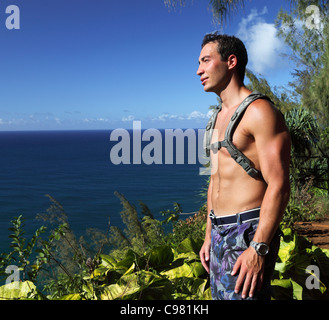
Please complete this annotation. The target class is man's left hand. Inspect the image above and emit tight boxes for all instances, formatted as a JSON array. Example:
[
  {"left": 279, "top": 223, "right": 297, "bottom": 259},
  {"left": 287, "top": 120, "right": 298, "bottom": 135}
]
[{"left": 231, "top": 247, "right": 265, "bottom": 299}]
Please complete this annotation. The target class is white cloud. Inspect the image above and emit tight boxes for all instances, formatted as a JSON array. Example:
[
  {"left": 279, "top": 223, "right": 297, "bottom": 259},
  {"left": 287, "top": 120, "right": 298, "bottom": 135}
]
[
  {"left": 187, "top": 111, "right": 206, "bottom": 120},
  {"left": 82, "top": 117, "right": 113, "bottom": 124},
  {"left": 122, "top": 115, "right": 135, "bottom": 122},
  {"left": 0, "top": 110, "right": 213, "bottom": 130},
  {"left": 187, "top": 110, "right": 213, "bottom": 120},
  {"left": 236, "top": 7, "right": 285, "bottom": 75},
  {"left": 152, "top": 113, "right": 183, "bottom": 121},
  {"left": 151, "top": 110, "right": 211, "bottom": 122}
]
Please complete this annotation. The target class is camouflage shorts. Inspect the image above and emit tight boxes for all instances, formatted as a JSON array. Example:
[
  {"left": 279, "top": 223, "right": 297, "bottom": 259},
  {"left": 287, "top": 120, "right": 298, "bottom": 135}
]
[{"left": 210, "top": 210, "right": 281, "bottom": 300}]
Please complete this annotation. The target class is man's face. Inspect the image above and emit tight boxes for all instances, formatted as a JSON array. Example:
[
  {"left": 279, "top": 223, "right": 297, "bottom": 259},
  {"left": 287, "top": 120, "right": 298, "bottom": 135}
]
[{"left": 197, "top": 42, "right": 229, "bottom": 94}]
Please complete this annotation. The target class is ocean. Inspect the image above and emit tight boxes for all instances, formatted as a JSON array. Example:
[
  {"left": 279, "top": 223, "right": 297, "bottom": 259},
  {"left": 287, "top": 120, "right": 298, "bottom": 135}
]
[{"left": 0, "top": 129, "right": 208, "bottom": 254}]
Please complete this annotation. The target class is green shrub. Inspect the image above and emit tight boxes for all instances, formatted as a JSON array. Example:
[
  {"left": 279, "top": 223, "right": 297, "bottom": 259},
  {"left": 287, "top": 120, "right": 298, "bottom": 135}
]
[
  {"left": 272, "top": 228, "right": 329, "bottom": 300},
  {"left": 283, "top": 179, "right": 329, "bottom": 227},
  {"left": 1, "top": 194, "right": 329, "bottom": 300}
]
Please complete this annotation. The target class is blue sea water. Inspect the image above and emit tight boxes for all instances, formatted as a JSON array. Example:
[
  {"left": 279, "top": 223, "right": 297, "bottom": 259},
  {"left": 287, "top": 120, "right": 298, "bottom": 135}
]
[{"left": 0, "top": 130, "right": 208, "bottom": 254}]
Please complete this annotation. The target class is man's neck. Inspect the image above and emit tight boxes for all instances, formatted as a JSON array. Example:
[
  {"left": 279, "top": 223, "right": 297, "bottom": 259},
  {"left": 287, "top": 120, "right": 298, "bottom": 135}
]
[{"left": 218, "top": 79, "right": 251, "bottom": 111}]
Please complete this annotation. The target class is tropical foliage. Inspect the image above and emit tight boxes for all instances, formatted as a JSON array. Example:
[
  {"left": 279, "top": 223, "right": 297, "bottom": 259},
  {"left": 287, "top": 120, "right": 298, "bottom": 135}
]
[
  {"left": 272, "top": 228, "right": 329, "bottom": 300},
  {"left": 0, "top": 203, "right": 211, "bottom": 300},
  {"left": 164, "top": 0, "right": 245, "bottom": 25},
  {"left": 0, "top": 201, "right": 329, "bottom": 300}
]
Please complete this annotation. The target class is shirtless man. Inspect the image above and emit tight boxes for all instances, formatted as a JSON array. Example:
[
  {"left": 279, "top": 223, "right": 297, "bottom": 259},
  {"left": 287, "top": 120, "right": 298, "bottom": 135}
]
[{"left": 197, "top": 33, "right": 291, "bottom": 300}]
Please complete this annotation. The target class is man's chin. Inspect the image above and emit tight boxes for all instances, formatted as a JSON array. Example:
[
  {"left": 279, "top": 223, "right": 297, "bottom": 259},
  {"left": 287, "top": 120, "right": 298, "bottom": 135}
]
[
  {"left": 203, "top": 84, "right": 221, "bottom": 95},
  {"left": 204, "top": 86, "right": 214, "bottom": 93}
]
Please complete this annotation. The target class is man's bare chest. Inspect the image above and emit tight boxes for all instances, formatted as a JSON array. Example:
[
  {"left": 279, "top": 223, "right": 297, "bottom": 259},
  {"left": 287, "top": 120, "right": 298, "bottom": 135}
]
[{"left": 211, "top": 110, "right": 253, "bottom": 155}]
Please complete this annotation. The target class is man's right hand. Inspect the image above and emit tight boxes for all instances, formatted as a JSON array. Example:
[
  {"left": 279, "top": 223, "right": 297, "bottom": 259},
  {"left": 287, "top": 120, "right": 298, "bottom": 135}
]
[{"left": 199, "top": 238, "right": 211, "bottom": 274}]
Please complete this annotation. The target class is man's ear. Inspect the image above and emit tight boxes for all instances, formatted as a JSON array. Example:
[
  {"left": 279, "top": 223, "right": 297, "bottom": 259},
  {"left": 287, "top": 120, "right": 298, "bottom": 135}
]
[{"left": 227, "top": 54, "right": 238, "bottom": 70}]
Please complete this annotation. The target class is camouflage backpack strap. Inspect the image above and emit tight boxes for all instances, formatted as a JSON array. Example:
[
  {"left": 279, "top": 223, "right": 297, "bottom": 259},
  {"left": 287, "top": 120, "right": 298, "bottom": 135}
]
[
  {"left": 203, "top": 101, "right": 222, "bottom": 157},
  {"left": 203, "top": 91, "right": 273, "bottom": 179},
  {"left": 224, "top": 91, "right": 272, "bottom": 179}
]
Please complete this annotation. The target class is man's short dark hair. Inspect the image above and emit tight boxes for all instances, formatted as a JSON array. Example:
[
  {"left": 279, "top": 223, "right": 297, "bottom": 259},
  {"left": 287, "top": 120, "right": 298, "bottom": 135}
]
[{"left": 202, "top": 32, "right": 248, "bottom": 82}]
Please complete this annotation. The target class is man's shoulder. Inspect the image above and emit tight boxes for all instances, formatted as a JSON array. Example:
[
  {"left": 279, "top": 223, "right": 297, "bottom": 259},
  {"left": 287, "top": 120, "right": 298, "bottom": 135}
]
[
  {"left": 244, "top": 96, "right": 282, "bottom": 122},
  {"left": 241, "top": 96, "right": 288, "bottom": 137}
]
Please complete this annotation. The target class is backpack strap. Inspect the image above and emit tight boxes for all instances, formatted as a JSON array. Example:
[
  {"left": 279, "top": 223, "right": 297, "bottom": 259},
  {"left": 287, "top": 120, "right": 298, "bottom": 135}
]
[
  {"left": 204, "top": 91, "right": 273, "bottom": 179},
  {"left": 224, "top": 91, "right": 272, "bottom": 179},
  {"left": 204, "top": 102, "right": 222, "bottom": 157}
]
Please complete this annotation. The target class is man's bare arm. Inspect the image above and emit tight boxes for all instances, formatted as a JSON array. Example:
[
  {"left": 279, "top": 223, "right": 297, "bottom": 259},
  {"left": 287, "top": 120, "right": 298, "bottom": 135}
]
[
  {"left": 251, "top": 101, "right": 291, "bottom": 243},
  {"left": 199, "top": 177, "right": 213, "bottom": 273},
  {"left": 232, "top": 100, "right": 291, "bottom": 298}
]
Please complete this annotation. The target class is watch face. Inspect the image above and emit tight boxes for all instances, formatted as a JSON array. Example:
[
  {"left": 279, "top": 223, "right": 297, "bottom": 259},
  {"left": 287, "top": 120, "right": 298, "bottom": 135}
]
[{"left": 258, "top": 243, "right": 269, "bottom": 256}]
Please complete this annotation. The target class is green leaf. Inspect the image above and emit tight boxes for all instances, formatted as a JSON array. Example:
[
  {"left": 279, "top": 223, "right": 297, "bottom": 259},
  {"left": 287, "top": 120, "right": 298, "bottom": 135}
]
[
  {"left": 115, "top": 249, "right": 138, "bottom": 271},
  {"left": 177, "top": 237, "right": 203, "bottom": 255},
  {"left": 146, "top": 246, "right": 174, "bottom": 269},
  {"left": 138, "top": 277, "right": 173, "bottom": 300},
  {"left": 101, "top": 283, "right": 125, "bottom": 300},
  {"left": 271, "top": 278, "right": 303, "bottom": 300},
  {"left": 277, "top": 229, "right": 296, "bottom": 263},
  {"left": 0, "top": 281, "right": 37, "bottom": 300},
  {"left": 189, "top": 261, "right": 205, "bottom": 277},
  {"left": 99, "top": 254, "right": 117, "bottom": 268},
  {"left": 91, "top": 267, "right": 108, "bottom": 278},
  {"left": 291, "top": 280, "right": 303, "bottom": 300},
  {"left": 187, "top": 278, "right": 209, "bottom": 299},
  {"left": 101, "top": 270, "right": 158, "bottom": 300},
  {"left": 123, "top": 262, "right": 135, "bottom": 276},
  {"left": 271, "top": 279, "right": 294, "bottom": 300},
  {"left": 57, "top": 293, "right": 83, "bottom": 300},
  {"left": 162, "top": 263, "right": 194, "bottom": 279}
]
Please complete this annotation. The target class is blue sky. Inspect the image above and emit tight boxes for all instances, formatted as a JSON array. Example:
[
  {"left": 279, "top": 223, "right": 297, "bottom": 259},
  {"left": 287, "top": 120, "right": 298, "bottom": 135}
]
[{"left": 0, "top": 0, "right": 295, "bottom": 130}]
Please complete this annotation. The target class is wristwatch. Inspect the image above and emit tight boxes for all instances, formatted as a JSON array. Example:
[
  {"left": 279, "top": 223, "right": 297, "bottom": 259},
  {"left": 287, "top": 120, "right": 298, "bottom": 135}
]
[{"left": 250, "top": 240, "right": 269, "bottom": 256}]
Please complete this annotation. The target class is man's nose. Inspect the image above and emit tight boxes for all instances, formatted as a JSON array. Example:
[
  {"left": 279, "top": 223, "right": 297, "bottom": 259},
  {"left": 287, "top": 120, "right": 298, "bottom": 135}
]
[{"left": 196, "top": 65, "right": 203, "bottom": 76}]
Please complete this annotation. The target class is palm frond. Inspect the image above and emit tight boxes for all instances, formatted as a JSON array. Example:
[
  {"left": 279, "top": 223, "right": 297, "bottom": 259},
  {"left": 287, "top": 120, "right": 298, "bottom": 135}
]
[{"left": 164, "top": 0, "right": 245, "bottom": 26}]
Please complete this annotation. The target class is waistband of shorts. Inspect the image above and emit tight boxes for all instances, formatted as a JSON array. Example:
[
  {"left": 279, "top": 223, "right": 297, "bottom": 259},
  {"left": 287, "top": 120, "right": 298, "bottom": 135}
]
[{"left": 209, "top": 207, "right": 260, "bottom": 226}]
